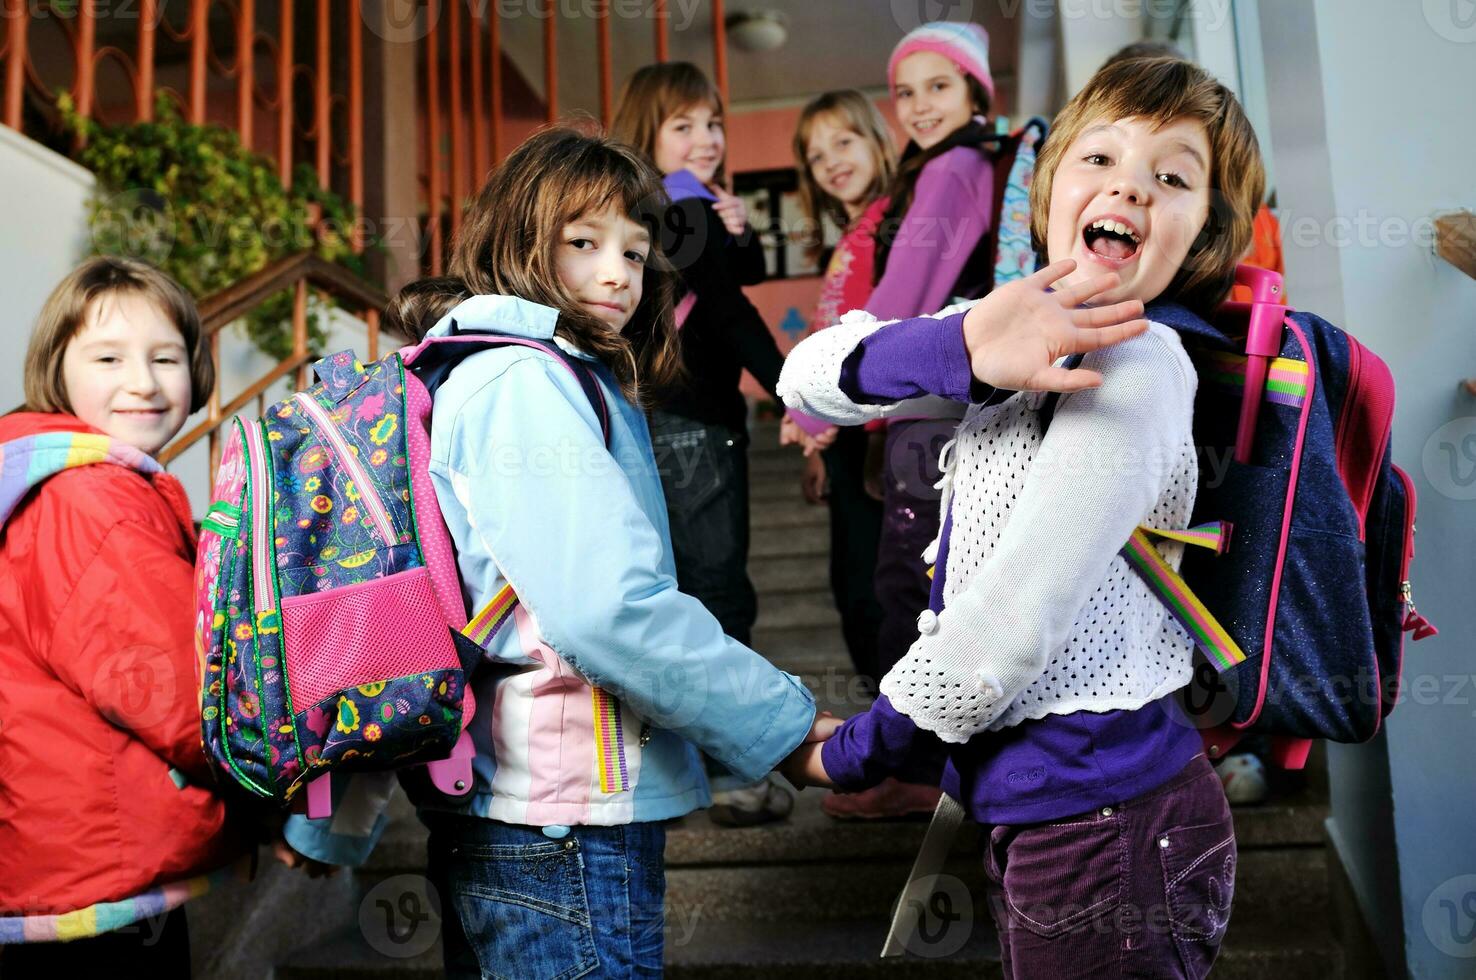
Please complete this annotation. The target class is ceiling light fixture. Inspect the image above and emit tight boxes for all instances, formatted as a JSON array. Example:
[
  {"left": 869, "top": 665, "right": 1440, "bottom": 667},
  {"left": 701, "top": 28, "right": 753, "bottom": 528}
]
[{"left": 725, "top": 10, "right": 789, "bottom": 52}]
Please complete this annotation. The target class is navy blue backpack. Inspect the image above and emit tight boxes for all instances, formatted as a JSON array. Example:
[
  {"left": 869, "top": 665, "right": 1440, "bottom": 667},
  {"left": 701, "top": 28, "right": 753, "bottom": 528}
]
[{"left": 1048, "top": 266, "right": 1436, "bottom": 768}]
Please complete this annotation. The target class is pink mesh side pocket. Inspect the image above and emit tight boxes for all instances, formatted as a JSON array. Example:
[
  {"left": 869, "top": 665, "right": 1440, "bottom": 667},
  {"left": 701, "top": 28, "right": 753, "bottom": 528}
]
[{"left": 282, "top": 567, "right": 462, "bottom": 709}]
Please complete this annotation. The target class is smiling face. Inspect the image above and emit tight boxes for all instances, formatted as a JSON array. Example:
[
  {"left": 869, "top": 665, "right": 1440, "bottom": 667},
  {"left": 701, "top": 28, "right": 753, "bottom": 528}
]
[
  {"left": 1045, "top": 115, "right": 1213, "bottom": 306},
  {"left": 804, "top": 115, "right": 880, "bottom": 217},
  {"left": 60, "top": 291, "right": 193, "bottom": 455},
  {"left": 893, "top": 51, "right": 976, "bottom": 150},
  {"left": 555, "top": 204, "right": 650, "bottom": 333},
  {"left": 653, "top": 102, "right": 725, "bottom": 184}
]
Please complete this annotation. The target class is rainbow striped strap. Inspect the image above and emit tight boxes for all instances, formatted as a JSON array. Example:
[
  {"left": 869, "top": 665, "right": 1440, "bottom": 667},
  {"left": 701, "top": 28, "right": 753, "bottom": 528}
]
[
  {"left": 461, "top": 583, "right": 519, "bottom": 649},
  {"left": 1204, "top": 351, "right": 1310, "bottom": 408},
  {"left": 591, "top": 686, "right": 629, "bottom": 793},
  {"left": 1122, "top": 526, "right": 1247, "bottom": 672},
  {"left": 1138, "top": 521, "right": 1233, "bottom": 555}
]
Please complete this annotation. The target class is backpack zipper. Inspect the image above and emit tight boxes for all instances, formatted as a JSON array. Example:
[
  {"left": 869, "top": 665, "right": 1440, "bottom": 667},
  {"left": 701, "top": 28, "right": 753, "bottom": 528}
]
[
  {"left": 293, "top": 392, "right": 397, "bottom": 546},
  {"left": 242, "top": 420, "right": 277, "bottom": 618}
]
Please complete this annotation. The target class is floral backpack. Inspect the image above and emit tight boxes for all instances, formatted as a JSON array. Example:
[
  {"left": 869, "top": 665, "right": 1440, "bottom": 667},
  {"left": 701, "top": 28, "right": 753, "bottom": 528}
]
[{"left": 193, "top": 330, "right": 609, "bottom": 817}]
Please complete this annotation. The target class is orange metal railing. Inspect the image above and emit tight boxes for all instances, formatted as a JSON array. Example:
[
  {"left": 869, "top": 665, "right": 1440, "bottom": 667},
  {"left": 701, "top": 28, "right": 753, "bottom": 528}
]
[{"left": 3, "top": 1, "right": 733, "bottom": 277}]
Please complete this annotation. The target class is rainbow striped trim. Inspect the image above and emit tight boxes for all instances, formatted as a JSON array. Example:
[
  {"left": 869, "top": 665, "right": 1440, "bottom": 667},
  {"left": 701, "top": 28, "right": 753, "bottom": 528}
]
[
  {"left": 462, "top": 583, "right": 518, "bottom": 648},
  {"left": 1204, "top": 352, "right": 1309, "bottom": 408},
  {"left": 0, "top": 857, "right": 251, "bottom": 944},
  {"left": 0, "top": 431, "right": 161, "bottom": 527},
  {"left": 591, "top": 686, "right": 629, "bottom": 794},
  {"left": 1122, "top": 527, "right": 1246, "bottom": 672}
]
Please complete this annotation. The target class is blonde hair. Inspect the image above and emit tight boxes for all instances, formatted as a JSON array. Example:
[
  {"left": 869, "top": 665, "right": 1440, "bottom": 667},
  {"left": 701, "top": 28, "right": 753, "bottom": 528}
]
[
  {"left": 23, "top": 256, "right": 213, "bottom": 414},
  {"left": 793, "top": 90, "right": 898, "bottom": 261},
  {"left": 612, "top": 62, "right": 726, "bottom": 185},
  {"left": 449, "top": 127, "right": 682, "bottom": 405},
  {"left": 1030, "top": 56, "right": 1266, "bottom": 311}
]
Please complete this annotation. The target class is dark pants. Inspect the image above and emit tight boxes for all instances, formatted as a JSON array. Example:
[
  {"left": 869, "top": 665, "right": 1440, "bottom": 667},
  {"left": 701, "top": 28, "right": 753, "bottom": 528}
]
[
  {"left": 983, "top": 754, "right": 1235, "bottom": 979},
  {"left": 1, "top": 905, "right": 192, "bottom": 978},
  {"left": 821, "top": 426, "right": 885, "bottom": 685},
  {"left": 874, "top": 419, "right": 949, "bottom": 676},
  {"left": 648, "top": 410, "right": 758, "bottom": 790},
  {"left": 648, "top": 410, "right": 757, "bottom": 646}
]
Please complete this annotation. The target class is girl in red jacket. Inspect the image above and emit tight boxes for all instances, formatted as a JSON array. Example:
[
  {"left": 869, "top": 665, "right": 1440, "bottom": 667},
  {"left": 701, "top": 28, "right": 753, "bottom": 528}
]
[{"left": 0, "top": 257, "right": 247, "bottom": 976}]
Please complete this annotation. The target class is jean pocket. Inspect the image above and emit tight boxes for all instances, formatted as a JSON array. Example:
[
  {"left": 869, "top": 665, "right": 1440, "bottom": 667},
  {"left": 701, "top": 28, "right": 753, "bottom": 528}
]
[
  {"left": 1157, "top": 820, "right": 1235, "bottom": 978},
  {"left": 651, "top": 425, "right": 733, "bottom": 515},
  {"left": 1000, "top": 814, "right": 1124, "bottom": 939},
  {"left": 447, "top": 838, "right": 598, "bottom": 980}
]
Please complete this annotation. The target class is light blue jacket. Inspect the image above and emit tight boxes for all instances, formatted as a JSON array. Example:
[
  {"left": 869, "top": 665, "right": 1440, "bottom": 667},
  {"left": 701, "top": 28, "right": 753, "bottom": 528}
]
[{"left": 286, "top": 296, "right": 815, "bottom": 862}]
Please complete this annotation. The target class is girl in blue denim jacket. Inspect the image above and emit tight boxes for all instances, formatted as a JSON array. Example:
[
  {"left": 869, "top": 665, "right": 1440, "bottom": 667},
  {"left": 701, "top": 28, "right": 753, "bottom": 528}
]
[{"left": 286, "top": 129, "right": 825, "bottom": 978}]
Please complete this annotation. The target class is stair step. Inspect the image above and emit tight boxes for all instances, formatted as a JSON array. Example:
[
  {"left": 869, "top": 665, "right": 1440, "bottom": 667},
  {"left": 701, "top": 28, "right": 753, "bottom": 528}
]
[
  {"left": 753, "top": 587, "right": 841, "bottom": 630},
  {"left": 751, "top": 552, "right": 832, "bottom": 594},
  {"left": 752, "top": 521, "right": 829, "bottom": 559},
  {"left": 750, "top": 498, "right": 830, "bottom": 531},
  {"left": 274, "top": 905, "right": 1341, "bottom": 980},
  {"left": 753, "top": 624, "right": 852, "bottom": 664}
]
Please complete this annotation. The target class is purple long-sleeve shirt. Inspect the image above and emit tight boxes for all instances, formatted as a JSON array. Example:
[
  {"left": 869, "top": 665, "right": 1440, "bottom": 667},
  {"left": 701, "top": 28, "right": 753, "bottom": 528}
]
[
  {"left": 820, "top": 312, "right": 1204, "bottom": 825},
  {"left": 867, "top": 146, "right": 994, "bottom": 322}
]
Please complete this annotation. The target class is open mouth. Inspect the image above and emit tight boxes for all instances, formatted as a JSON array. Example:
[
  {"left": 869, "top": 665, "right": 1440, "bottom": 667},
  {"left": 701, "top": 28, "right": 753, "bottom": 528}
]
[
  {"left": 912, "top": 119, "right": 942, "bottom": 136},
  {"left": 1082, "top": 216, "right": 1142, "bottom": 264}
]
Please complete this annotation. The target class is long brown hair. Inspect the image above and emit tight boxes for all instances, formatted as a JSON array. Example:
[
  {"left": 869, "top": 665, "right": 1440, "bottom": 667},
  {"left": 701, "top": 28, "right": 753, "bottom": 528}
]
[
  {"left": 449, "top": 127, "right": 682, "bottom": 405},
  {"left": 24, "top": 256, "right": 214, "bottom": 414},
  {"left": 793, "top": 90, "right": 898, "bottom": 263},
  {"left": 612, "top": 62, "right": 726, "bottom": 185}
]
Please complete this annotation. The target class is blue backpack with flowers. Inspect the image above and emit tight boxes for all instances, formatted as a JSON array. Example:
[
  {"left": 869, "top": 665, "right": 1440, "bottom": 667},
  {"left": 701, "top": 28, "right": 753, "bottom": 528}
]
[{"left": 193, "top": 331, "right": 609, "bottom": 816}]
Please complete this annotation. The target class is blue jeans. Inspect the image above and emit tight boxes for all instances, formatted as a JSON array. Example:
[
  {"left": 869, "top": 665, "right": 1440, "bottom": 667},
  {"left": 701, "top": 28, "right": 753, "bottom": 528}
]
[{"left": 422, "top": 813, "right": 667, "bottom": 979}]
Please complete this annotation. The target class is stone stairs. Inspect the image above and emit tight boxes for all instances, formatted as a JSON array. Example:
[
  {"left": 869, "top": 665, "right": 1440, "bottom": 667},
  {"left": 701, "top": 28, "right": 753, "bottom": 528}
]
[{"left": 273, "top": 420, "right": 1345, "bottom": 978}]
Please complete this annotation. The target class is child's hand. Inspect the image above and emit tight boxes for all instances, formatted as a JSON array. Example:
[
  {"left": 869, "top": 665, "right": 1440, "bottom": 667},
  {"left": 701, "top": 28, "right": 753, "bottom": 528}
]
[
  {"left": 801, "top": 425, "right": 838, "bottom": 458},
  {"left": 711, "top": 186, "right": 750, "bottom": 237},
  {"left": 801, "top": 452, "right": 828, "bottom": 505},
  {"left": 779, "top": 712, "right": 843, "bottom": 788},
  {"left": 962, "top": 259, "right": 1150, "bottom": 394},
  {"left": 272, "top": 837, "right": 339, "bottom": 879}
]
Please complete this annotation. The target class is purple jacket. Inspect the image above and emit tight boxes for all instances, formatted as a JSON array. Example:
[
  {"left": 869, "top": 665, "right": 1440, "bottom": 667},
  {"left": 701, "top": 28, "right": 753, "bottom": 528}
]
[
  {"left": 819, "top": 312, "right": 1203, "bottom": 825},
  {"left": 868, "top": 146, "right": 994, "bottom": 322}
]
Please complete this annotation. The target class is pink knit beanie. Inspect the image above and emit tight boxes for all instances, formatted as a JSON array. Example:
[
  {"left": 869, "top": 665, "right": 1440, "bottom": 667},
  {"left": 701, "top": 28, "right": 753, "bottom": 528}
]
[{"left": 887, "top": 21, "right": 995, "bottom": 104}]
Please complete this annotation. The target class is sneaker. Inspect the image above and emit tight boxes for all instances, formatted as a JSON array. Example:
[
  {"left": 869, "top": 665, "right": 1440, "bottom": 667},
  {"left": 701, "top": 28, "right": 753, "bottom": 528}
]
[
  {"left": 1215, "top": 753, "right": 1269, "bottom": 806},
  {"left": 821, "top": 778, "right": 941, "bottom": 820},
  {"left": 708, "top": 774, "right": 795, "bottom": 827}
]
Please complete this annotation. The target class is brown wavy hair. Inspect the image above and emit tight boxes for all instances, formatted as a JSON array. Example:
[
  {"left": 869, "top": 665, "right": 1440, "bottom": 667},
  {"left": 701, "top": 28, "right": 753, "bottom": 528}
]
[
  {"left": 792, "top": 90, "right": 898, "bottom": 263},
  {"left": 449, "top": 127, "right": 682, "bottom": 405},
  {"left": 612, "top": 62, "right": 726, "bottom": 185},
  {"left": 1029, "top": 56, "right": 1265, "bottom": 311},
  {"left": 24, "top": 256, "right": 214, "bottom": 414}
]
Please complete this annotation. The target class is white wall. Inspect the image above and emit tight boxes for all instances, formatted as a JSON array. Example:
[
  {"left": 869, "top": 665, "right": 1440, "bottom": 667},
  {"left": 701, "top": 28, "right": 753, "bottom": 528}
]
[
  {"left": 0, "top": 125, "right": 95, "bottom": 410},
  {"left": 1256, "top": 2, "right": 1476, "bottom": 976}
]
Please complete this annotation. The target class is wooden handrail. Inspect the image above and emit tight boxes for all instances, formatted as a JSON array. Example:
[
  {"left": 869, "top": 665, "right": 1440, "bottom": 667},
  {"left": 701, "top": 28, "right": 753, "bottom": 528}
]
[
  {"left": 199, "top": 252, "right": 386, "bottom": 332},
  {"left": 157, "top": 253, "right": 387, "bottom": 467}
]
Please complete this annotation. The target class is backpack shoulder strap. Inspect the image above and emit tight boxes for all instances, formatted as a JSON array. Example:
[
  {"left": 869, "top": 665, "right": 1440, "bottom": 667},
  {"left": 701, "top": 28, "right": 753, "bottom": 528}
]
[{"left": 406, "top": 325, "right": 612, "bottom": 449}]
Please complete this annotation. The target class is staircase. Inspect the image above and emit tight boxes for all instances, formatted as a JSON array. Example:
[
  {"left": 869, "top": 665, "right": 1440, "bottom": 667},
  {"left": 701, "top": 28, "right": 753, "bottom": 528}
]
[{"left": 273, "top": 420, "right": 1346, "bottom": 979}]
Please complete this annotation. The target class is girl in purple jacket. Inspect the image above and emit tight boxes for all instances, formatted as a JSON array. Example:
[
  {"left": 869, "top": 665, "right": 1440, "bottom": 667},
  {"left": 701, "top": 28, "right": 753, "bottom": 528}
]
[
  {"left": 836, "top": 20, "right": 1001, "bottom": 820},
  {"left": 780, "top": 56, "right": 1267, "bottom": 978}
]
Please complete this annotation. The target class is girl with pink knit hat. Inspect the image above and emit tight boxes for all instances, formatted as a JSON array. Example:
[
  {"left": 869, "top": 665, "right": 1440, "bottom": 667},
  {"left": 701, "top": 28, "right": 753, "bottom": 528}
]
[{"left": 821, "top": 20, "right": 1000, "bottom": 821}]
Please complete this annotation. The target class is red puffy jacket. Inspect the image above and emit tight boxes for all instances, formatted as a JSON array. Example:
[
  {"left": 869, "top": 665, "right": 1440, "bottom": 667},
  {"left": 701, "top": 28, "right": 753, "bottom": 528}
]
[{"left": 0, "top": 413, "right": 245, "bottom": 918}]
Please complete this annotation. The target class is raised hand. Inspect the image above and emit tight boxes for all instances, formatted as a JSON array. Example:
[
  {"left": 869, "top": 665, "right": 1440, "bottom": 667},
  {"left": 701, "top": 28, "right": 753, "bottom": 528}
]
[
  {"left": 710, "top": 186, "right": 749, "bottom": 237},
  {"left": 962, "top": 259, "right": 1150, "bottom": 394}
]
